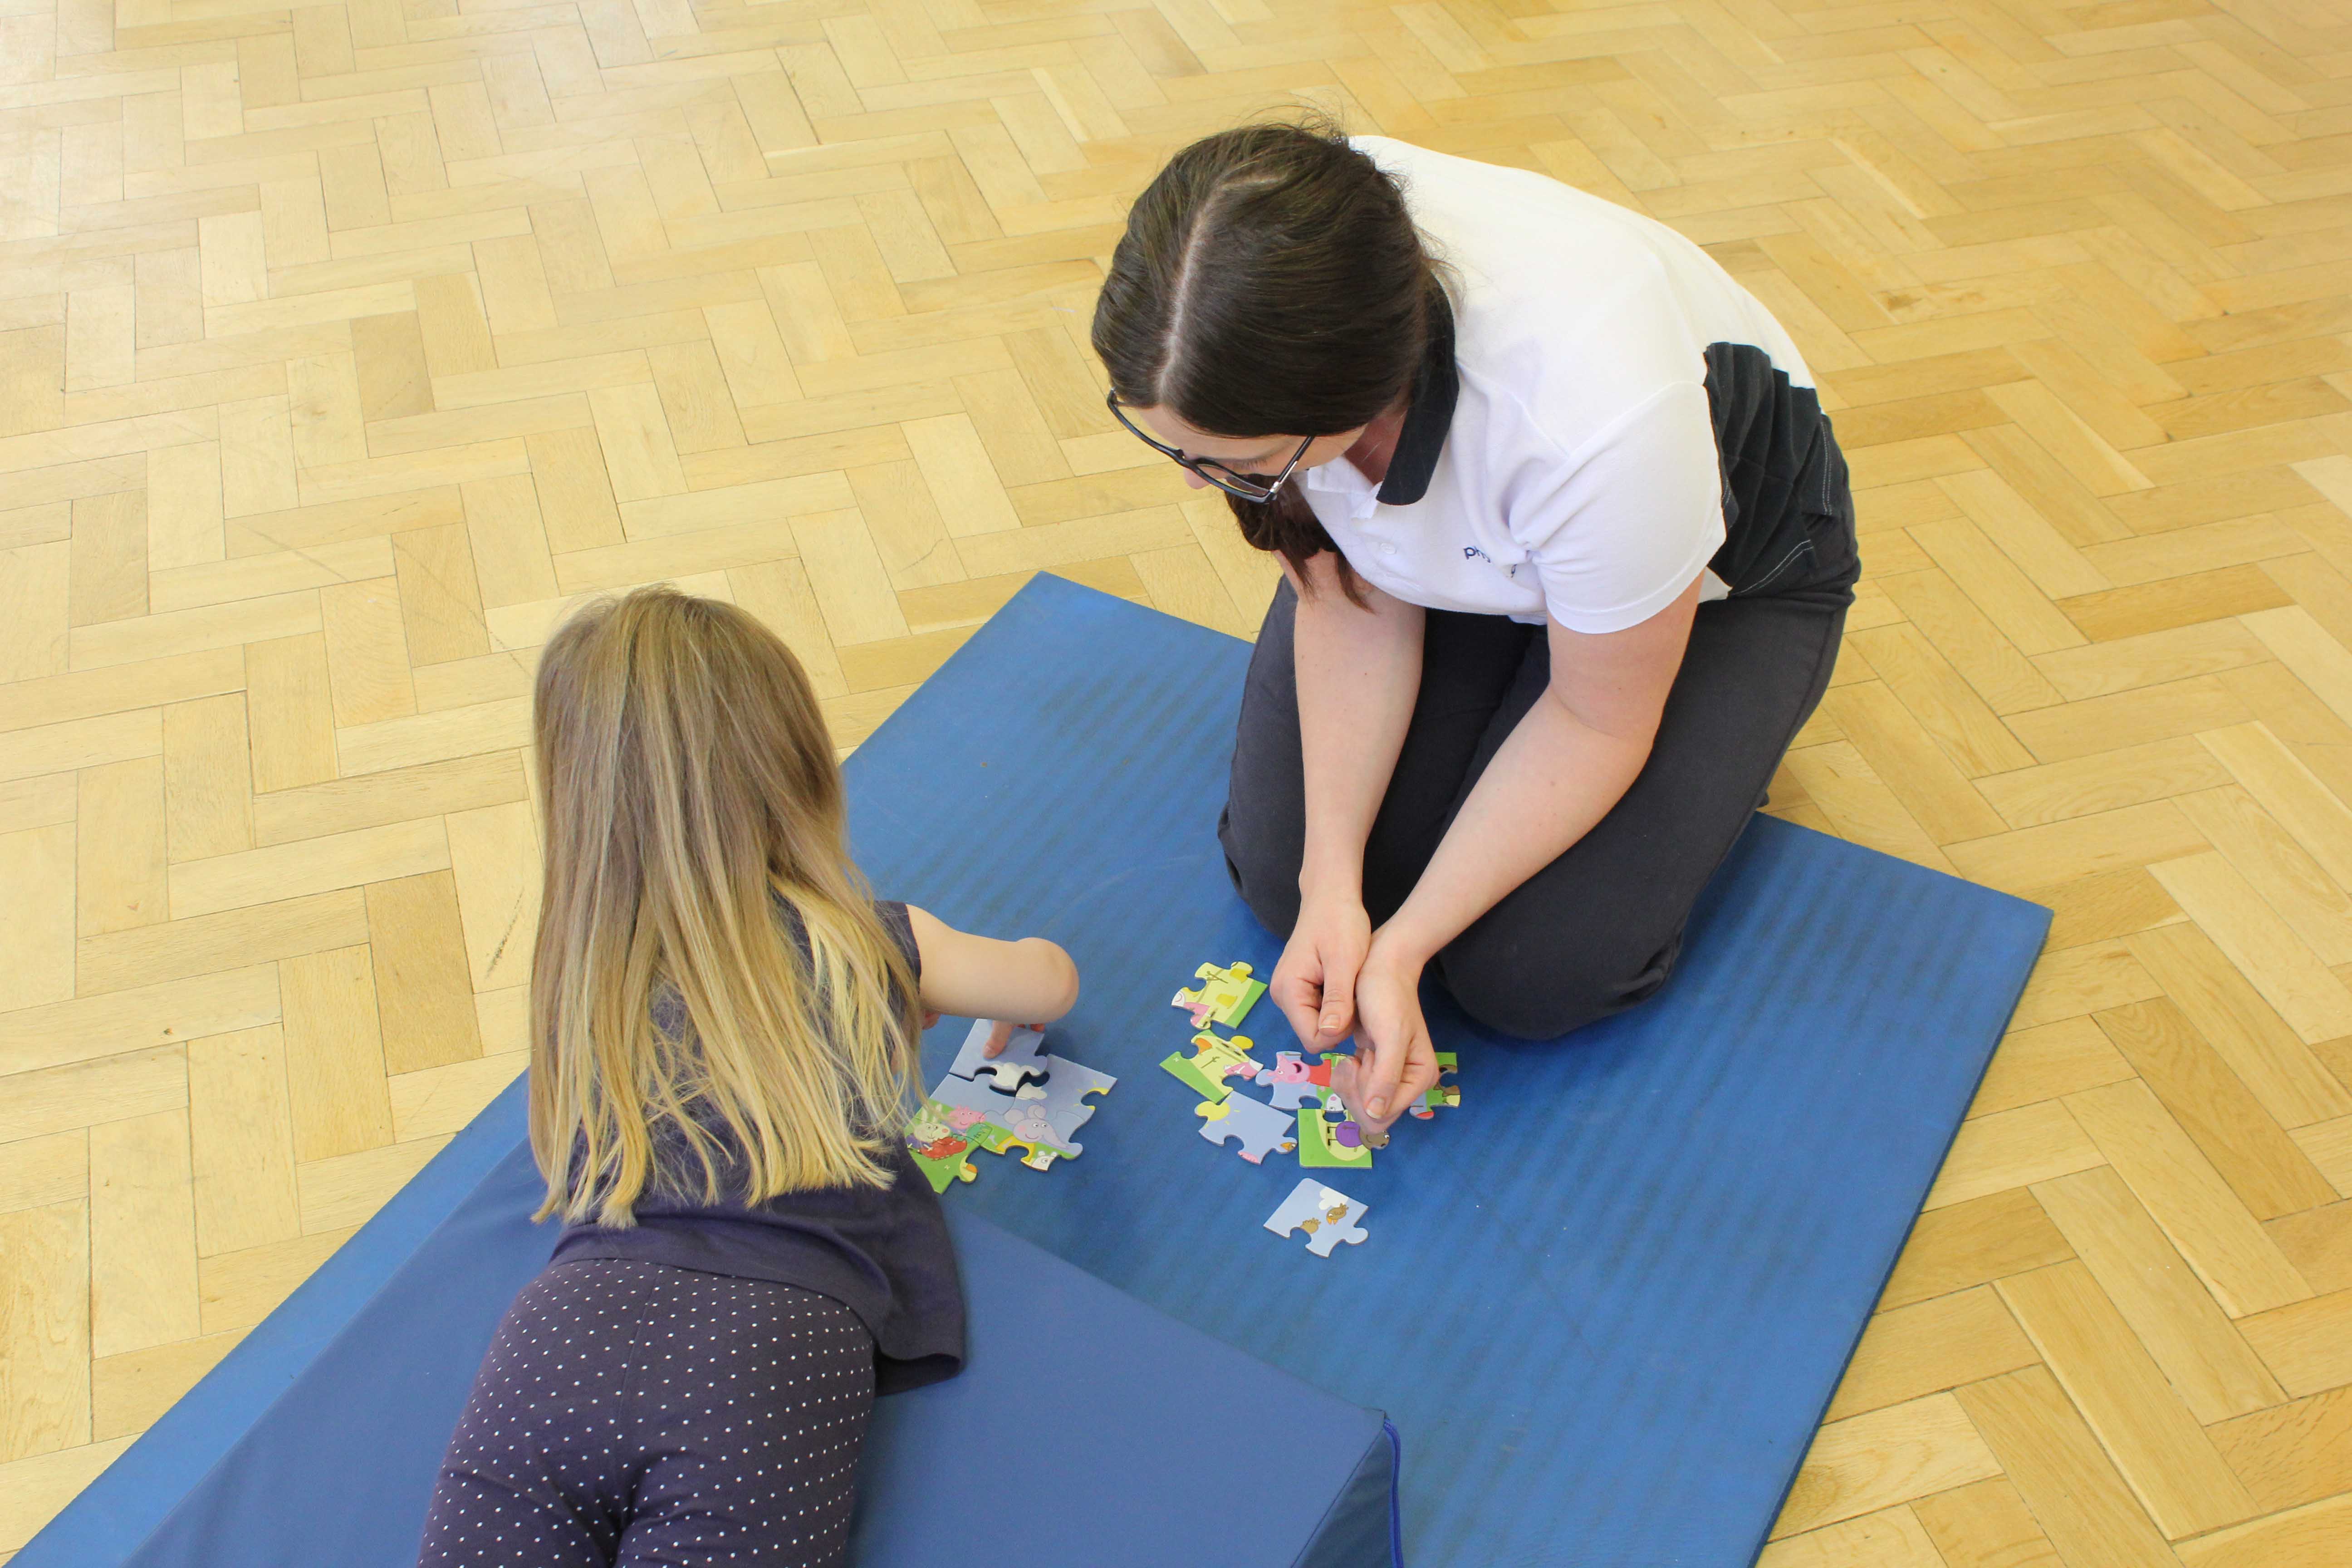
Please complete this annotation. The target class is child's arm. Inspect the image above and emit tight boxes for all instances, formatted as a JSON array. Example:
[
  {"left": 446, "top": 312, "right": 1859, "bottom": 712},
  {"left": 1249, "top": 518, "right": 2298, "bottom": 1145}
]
[{"left": 903, "top": 906, "right": 1079, "bottom": 1036}]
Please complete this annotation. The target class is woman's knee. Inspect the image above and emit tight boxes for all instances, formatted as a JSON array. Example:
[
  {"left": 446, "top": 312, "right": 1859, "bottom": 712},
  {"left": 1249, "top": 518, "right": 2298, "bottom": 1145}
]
[
  {"left": 1217, "top": 798, "right": 1302, "bottom": 940},
  {"left": 1437, "top": 926, "right": 1681, "bottom": 1041}
]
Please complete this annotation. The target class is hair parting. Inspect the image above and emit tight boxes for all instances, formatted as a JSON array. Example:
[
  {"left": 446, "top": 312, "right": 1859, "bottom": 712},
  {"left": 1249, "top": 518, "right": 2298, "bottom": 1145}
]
[{"left": 1092, "top": 113, "right": 1445, "bottom": 599}]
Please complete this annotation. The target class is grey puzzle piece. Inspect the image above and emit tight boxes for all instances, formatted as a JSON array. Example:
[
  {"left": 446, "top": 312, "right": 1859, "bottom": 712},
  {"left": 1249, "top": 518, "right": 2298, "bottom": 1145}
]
[
  {"left": 947, "top": 1019, "right": 1047, "bottom": 1093},
  {"left": 1024, "top": 1054, "right": 1116, "bottom": 1151},
  {"left": 1263, "top": 1179, "right": 1369, "bottom": 1258},
  {"left": 1197, "top": 1091, "right": 1296, "bottom": 1164}
]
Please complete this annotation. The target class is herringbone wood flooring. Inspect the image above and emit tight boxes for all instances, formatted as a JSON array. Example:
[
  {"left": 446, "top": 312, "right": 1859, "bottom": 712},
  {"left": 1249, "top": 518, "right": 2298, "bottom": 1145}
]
[{"left": 3, "top": 0, "right": 2352, "bottom": 1559}]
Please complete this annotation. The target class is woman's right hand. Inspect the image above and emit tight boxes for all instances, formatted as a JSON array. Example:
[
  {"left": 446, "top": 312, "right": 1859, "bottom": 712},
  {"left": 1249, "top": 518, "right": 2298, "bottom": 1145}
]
[{"left": 1272, "top": 892, "right": 1372, "bottom": 1054}]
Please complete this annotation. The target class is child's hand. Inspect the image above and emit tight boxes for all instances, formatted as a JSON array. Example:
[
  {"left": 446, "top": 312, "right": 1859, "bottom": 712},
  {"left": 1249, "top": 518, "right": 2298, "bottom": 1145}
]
[{"left": 980, "top": 1019, "right": 1050, "bottom": 1057}]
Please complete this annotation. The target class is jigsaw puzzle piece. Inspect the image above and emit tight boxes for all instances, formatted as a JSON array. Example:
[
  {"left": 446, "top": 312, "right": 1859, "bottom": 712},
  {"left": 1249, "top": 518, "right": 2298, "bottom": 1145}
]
[
  {"left": 1407, "top": 1050, "right": 1460, "bottom": 1119},
  {"left": 994, "top": 1095, "right": 1077, "bottom": 1169},
  {"left": 1264, "top": 1179, "right": 1369, "bottom": 1257},
  {"left": 1188, "top": 1030, "right": 1264, "bottom": 1084},
  {"left": 1254, "top": 1051, "right": 1333, "bottom": 1111},
  {"left": 903, "top": 1100, "right": 980, "bottom": 1192},
  {"left": 1171, "top": 961, "right": 1266, "bottom": 1031},
  {"left": 1161, "top": 1052, "right": 1229, "bottom": 1102},
  {"left": 1296, "top": 1106, "right": 1373, "bottom": 1170},
  {"left": 1026, "top": 1055, "right": 1115, "bottom": 1151},
  {"left": 947, "top": 1018, "right": 1049, "bottom": 1093},
  {"left": 1193, "top": 1092, "right": 1298, "bottom": 1164}
]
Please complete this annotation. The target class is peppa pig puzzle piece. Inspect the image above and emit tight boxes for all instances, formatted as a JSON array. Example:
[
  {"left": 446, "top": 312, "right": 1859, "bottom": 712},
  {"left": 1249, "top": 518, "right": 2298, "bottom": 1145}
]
[
  {"left": 948, "top": 1018, "right": 1049, "bottom": 1093},
  {"left": 1254, "top": 1051, "right": 1334, "bottom": 1112},
  {"left": 904, "top": 1095, "right": 1018, "bottom": 1192},
  {"left": 928, "top": 1072, "right": 1078, "bottom": 1171},
  {"left": 1194, "top": 1091, "right": 1298, "bottom": 1164},
  {"left": 1172, "top": 962, "right": 1265, "bottom": 1031},
  {"left": 1264, "top": 1180, "right": 1369, "bottom": 1257},
  {"left": 1296, "top": 1106, "right": 1372, "bottom": 1171}
]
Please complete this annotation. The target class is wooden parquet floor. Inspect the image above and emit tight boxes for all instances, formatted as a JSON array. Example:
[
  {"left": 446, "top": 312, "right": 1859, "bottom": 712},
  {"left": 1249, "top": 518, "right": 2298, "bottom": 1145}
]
[{"left": 2, "top": 0, "right": 2352, "bottom": 1558}]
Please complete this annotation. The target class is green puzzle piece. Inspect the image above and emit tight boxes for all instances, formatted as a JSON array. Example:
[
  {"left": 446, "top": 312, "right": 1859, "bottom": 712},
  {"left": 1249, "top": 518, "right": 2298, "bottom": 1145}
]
[
  {"left": 1296, "top": 1107, "right": 1373, "bottom": 1170},
  {"left": 1160, "top": 1052, "right": 1228, "bottom": 1102},
  {"left": 1420, "top": 1050, "right": 1460, "bottom": 1114}
]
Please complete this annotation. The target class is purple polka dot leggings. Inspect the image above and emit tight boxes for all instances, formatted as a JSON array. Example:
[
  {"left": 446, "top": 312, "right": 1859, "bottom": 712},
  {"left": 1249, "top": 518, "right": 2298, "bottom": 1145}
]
[{"left": 417, "top": 1259, "right": 876, "bottom": 1567}]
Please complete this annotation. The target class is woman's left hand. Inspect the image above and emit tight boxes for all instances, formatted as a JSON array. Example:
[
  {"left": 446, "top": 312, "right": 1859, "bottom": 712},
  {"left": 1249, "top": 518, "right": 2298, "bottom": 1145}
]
[{"left": 1333, "top": 938, "right": 1443, "bottom": 1138}]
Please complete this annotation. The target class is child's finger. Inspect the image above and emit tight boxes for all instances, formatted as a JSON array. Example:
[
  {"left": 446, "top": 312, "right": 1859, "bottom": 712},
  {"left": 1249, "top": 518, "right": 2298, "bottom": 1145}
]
[{"left": 981, "top": 1018, "right": 1015, "bottom": 1058}]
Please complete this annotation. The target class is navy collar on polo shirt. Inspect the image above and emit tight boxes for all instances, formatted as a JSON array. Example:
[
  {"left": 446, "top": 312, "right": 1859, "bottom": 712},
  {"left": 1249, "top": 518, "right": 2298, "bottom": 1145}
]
[{"left": 1374, "top": 288, "right": 1459, "bottom": 508}]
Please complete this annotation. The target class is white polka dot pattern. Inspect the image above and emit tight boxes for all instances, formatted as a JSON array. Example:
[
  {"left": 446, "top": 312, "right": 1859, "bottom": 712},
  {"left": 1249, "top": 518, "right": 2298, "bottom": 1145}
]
[{"left": 416, "top": 1259, "right": 876, "bottom": 1567}]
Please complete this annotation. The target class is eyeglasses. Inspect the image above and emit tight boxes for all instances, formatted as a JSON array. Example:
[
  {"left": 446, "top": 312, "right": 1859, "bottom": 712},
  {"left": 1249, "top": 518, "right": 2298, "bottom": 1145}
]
[{"left": 1106, "top": 393, "right": 1314, "bottom": 503}]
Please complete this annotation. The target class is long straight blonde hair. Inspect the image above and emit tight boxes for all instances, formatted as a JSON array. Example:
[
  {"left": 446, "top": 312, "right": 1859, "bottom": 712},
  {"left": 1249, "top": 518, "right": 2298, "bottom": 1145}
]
[{"left": 528, "top": 587, "right": 919, "bottom": 1226}]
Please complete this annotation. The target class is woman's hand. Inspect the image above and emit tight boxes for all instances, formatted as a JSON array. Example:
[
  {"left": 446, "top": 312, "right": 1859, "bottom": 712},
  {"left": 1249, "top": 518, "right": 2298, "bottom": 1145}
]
[
  {"left": 1272, "top": 893, "right": 1372, "bottom": 1054},
  {"left": 1331, "top": 936, "right": 1443, "bottom": 1137}
]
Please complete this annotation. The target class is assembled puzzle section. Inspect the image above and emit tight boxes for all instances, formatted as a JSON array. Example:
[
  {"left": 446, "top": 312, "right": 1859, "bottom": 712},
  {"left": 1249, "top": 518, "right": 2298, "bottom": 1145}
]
[
  {"left": 1264, "top": 1180, "right": 1370, "bottom": 1258},
  {"left": 948, "top": 1019, "right": 1049, "bottom": 1093},
  {"left": 908, "top": 1030, "right": 1117, "bottom": 1190}
]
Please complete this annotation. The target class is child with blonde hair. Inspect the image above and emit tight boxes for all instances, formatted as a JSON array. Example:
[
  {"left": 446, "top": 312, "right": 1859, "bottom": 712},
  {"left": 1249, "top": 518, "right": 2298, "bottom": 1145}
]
[{"left": 418, "top": 586, "right": 1078, "bottom": 1567}]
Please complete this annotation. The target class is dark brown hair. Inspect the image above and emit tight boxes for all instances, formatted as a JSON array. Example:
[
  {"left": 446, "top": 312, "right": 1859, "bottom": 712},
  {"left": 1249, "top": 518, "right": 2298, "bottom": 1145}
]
[{"left": 1092, "top": 118, "right": 1440, "bottom": 593}]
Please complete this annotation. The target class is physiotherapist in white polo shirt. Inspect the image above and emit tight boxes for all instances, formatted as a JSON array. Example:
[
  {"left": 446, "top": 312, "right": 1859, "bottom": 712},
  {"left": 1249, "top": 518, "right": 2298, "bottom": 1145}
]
[{"left": 1092, "top": 122, "right": 1860, "bottom": 1136}]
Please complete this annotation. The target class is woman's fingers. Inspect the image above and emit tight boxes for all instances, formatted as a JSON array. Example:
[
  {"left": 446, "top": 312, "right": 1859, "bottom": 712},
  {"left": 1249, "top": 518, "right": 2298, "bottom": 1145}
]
[
  {"left": 1315, "top": 943, "right": 1360, "bottom": 1048},
  {"left": 1274, "top": 977, "right": 1326, "bottom": 1056},
  {"left": 1356, "top": 1029, "right": 1410, "bottom": 1126}
]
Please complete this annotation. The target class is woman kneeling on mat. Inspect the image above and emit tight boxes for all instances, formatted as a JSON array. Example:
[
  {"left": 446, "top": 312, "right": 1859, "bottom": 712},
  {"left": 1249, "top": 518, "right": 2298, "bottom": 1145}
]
[
  {"left": 417, "top": 588, "right": 1078, "bottom": 1568},
  {"left": 1094, "top": 121, "right": 1858, "bottom": 1137}
]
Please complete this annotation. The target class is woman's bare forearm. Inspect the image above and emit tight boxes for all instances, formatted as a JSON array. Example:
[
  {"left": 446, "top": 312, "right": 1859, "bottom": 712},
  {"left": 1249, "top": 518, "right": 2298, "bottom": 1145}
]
[
  {"left": 1374, "top": 581, "right": 1699, "bottom": 967},
  {"left": 1375, "top": 691, "right": 1647, "bottom": 965},
  {"left": 1292, "top": 560, "right": 1423, "bottom": 903}
]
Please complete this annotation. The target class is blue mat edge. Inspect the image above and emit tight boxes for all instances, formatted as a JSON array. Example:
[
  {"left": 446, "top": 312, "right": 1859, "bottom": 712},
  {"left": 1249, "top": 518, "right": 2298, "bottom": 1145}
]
[
  {"left": 1744, "top": 884, "right": 2051, "bottom": 1566},
  {"left": 15, "top": 1073, "right": 538, "bottom": 1568}
]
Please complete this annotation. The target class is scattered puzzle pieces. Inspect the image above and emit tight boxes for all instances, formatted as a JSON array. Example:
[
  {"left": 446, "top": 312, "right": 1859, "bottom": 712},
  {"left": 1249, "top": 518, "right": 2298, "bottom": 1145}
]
[
  {"left": 1296, "top": 1106, "right": 1372, "bottom": 1169},
  {"left": 947, "top": 1018, "right": 1049, "bottom": 1093},
  {"left": 1264, "top": 1180, "right": 1369, "bottom": 1257},
  {"left": 1194, "top": 1091, "right": 1298, "bottom": 1164},
  {"left": 1172, "top": 962, "right": 1265, "bottom": 1031}
]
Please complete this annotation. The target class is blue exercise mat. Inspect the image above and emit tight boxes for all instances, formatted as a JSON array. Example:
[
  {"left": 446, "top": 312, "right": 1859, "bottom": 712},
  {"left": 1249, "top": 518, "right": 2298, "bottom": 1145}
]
[
  {"left": 20, "top": 1073, "right": 1399, "bottom": 1568},
  {"left": 849, "top": 576, "right": 2049, "bottom": 1567}
]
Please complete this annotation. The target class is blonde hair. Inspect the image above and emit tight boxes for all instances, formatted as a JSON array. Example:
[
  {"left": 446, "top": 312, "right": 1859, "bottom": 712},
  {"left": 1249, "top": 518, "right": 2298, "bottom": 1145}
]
[{"left": 528, "top": 587, "right": 919, "bottom": 1226}]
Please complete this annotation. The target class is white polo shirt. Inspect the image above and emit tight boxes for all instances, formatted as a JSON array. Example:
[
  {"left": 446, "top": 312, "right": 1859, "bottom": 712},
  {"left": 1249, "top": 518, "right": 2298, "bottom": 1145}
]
[{"left": 1300, "top": 137, "right": 1817, "bottom": 635}]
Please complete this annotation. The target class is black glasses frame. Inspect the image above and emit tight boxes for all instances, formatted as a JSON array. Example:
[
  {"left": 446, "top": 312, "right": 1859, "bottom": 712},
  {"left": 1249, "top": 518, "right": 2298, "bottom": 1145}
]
[{"left": 1106, "top": 393, "right": 1314, "bottom": 504}]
